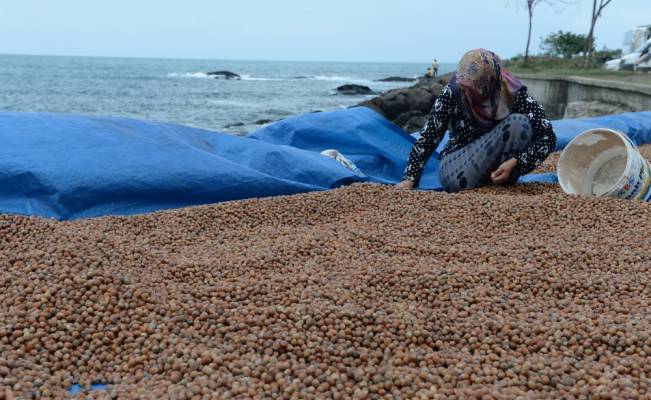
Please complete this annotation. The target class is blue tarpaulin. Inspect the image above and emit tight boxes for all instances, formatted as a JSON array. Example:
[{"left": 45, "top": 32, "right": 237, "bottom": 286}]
[{"left": 0, "top": 108, "right": 650, "bottom": 220}]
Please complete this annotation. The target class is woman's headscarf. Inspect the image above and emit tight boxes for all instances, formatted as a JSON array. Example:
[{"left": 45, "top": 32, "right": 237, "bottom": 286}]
[{"left": 449, "top": 49, "right": 523, "bottom": 129}]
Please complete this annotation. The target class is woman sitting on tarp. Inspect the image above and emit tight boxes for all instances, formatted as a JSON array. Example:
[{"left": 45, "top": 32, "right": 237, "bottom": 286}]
[{"left": 397, "top": 49, "right": 556, "bottom": 192}]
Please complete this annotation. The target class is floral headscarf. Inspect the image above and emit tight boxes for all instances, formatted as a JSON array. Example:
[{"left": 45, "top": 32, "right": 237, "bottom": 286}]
[{"left": 450, "top": 49, "right": 523, "bottom": 129}]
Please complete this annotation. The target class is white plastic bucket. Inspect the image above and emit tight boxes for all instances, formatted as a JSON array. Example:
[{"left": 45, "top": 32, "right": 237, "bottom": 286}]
[{"left": 558, "top": 128, "right": 651, "bottom": 201}]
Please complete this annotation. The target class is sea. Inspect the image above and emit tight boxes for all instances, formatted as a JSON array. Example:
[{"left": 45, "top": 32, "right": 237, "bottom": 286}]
[{"left": 0, "top": 54, "right": 454, "bottom": 135}]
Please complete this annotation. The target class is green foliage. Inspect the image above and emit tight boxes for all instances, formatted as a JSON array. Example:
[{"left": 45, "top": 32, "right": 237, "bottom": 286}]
[
  {"left": 595, "top": 48, "right": 622, "bottom": 60},
  {"left": 540, "top": 31, "right": 592, "bottom": 58},
  {"left": 508, "top": 55, "right": 584, "bottom": 70},
  {"left": 507, "top": 48, "right": 629, "bottom": 73}
]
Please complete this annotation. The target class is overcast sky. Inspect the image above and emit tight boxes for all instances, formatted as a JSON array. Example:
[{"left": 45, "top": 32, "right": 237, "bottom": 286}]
[{"left": 0, "top": 0, "right": 647, "bottom": 63}]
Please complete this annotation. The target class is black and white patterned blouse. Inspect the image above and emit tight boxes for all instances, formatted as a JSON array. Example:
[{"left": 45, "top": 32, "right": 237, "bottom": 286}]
[{"left": 404, "top": 84, "right": 556, "bottom": 185}]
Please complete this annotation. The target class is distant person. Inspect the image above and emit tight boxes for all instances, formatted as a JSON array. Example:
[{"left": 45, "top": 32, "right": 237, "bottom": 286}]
[
  {"left": 432, "top": 59, "right": 439, "bottom": 78},
  {"left": 426, "top": 67, "right": 434, "bottom": 78},
  {"left": 397, "top": 49, "right": 556, "bottom": 192}
]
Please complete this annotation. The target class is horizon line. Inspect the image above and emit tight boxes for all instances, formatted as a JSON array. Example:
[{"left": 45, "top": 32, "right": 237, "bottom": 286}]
[{"left": 0, "top": 52, "right": 453, "bottom": 65}]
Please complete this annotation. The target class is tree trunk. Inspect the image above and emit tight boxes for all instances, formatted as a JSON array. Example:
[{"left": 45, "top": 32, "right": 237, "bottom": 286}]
[
  {"left": 587, "top": 21, "right": 597, "bottom": 67},
  {"left": 524, "top": 7, "right": 533, "bottom": 67},
  {"left": 583, "top": 0, "right": 597, "bottom": 68},
  {"left": 585, "top": 0, "right": 613, "bottom": 68},
  {"left": 583, "top": 0, "right": 597, "bottom": 67}
]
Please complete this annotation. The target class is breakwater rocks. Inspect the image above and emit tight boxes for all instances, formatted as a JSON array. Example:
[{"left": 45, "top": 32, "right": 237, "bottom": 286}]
[{"left": 358, "top": 74, "right": 451, "bottom": 133}]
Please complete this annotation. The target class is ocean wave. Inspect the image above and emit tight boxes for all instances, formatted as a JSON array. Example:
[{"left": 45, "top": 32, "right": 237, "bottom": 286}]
[
  {"left": 209, "top": 99, "right": 250, "bottom": 107},
  {"left": 168, "top": 72, "right": 287, "bottom": 81},
  {"left": 312, "top": 75, "right": 356, "bottom": 81},
  {"left": 300, "top": 75, "right": 370, "bottom": 83},
  {"left": 167, "top": 72, "right": 210, "bottom": 79},
  {"left": 240, "top": 75, "right": 285, "bottom": 81}
]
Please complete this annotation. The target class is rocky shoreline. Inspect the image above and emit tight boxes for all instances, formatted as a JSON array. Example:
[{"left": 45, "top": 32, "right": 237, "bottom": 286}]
[{"left": 356, "top": 73, "right": 452, "bottom": 133}]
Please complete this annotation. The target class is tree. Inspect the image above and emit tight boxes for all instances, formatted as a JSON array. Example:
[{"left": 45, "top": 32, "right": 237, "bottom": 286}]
[
  {"left": 512, "top": 1, "right": 574, "bottom": 67},
  {"left": 523, "top": 0, "right": 540, "bottom": 67},
  {"left": 584, "top": 0, "right": 613, "bottom": 67},
  {"left": 540, "top": 31, "right": 591, "bottom": 58}
]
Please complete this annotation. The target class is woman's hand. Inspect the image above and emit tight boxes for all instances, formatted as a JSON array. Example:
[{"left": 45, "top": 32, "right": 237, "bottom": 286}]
[
  {"left": 491, "top": 158, "right": 518, "bottom": 185},
  {"left": 395, "top": 179, "right": 415, "bottom": 190}
]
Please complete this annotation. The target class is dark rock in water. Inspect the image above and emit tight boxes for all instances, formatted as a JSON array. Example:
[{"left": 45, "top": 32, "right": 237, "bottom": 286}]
[
  {"left": 375, "top": 76, "right": 416, "bottom": 82},
  {"left": 310, "top": 110, "right": 323, "bottom": 113},
  {"left": 254, "top": 119, "right": 274, "bottom": 125},
  {"left": 336, "top": 84, "right": 376, "bottom": 95},
  {"left": 224, "top": 122, "right": 245, "bottom": 128},
  {"left": 207, "top": 71, "right": 241, "bottom": 80}
]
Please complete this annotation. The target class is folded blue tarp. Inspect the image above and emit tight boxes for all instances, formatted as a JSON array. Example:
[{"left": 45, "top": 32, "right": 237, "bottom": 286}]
[
  {"left": 1, "top": 108, "right": 650, "bottom": 220},
  {"left": 249, "top": 107, "right": 441, "bottom": 188},
  {"left": 0, "top": 112, "right": 366, "bottom": 220}
]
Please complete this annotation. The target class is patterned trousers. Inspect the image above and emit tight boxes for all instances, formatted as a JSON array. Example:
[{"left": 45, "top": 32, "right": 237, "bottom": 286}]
[{"left": 439, "top": 113, "right": 533, "bottom": 193}]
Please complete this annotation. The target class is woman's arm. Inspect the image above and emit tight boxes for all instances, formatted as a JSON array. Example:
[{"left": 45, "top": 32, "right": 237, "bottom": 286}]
[
  {"left": 402, "top": 85, "right": 453, "bottom": 187},
  {"left": 512, "top": 88, "right": 557, "bottom": 176}
]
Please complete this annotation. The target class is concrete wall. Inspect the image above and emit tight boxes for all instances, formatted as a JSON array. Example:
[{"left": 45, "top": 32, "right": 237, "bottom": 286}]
[{"left": 518, "top": 74, "right": 651, "bottom": 119}]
